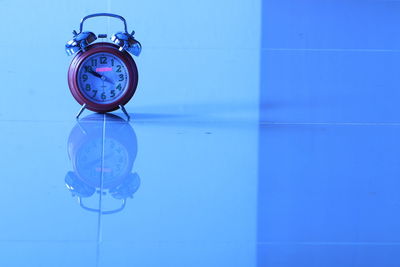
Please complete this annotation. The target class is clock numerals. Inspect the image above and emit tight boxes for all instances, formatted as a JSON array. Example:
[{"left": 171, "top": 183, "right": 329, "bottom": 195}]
[
  {"left": 85, "top": 84, "right": 91, "bottom": 91},
  {"left": 116, "top": 65, "right": 122, "bottom": 72},
  {"left": 101, "top": 92, "right": 106, "bottom": 100},
  {"left": 84, "top": 66, "right": 93, "bottom": 73},
  {"left": 118, "top": 74, "right": 124, "bottom": 81},
  {"left": 111, "top": 59, "right": 114, "bottom": 66},
  {"left": 82, "top": 74, "right": 88, "bottom": 82},
  {"left": 110, "top": 90, "right": 116, "bottom": 98},
  {"left": 116, "top": 84, "right": 122, "bottom": 91},
  {"left": 100, "top": 57, "right": 107, "bottom": 64},
  {"left": 91, "top": 59, "right": 97, "bottom": 67},
  {"left": 92, "top": 90, "right": 98, "bottom": 97}
]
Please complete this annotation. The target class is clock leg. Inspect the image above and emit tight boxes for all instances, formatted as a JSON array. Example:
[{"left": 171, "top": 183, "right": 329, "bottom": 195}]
[
  {"left": 76, "top": 103, "right": 87, "bottom": 119},
  {"left": 119, "top": 105, "right": 130, "bottom": 121}
]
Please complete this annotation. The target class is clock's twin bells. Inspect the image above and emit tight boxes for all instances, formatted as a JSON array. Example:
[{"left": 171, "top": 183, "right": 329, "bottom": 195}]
[{"left": 65, "top": 13, "right": 142, "bottom": 57}]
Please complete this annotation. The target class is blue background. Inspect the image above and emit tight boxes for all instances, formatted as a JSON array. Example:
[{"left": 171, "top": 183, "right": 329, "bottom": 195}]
[{"left": 1, "top": 0, "right": 400, "bottom": 266}]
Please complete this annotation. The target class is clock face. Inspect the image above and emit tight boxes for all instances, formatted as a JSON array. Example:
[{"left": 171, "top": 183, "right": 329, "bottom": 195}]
[{"left": 77, "top": 52, "right": 129, "bottom": 104}]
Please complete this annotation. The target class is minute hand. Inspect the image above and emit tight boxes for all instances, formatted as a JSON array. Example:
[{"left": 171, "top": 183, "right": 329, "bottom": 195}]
[{"left": 103, "top": 75, "right": 115, "bottom": 85}]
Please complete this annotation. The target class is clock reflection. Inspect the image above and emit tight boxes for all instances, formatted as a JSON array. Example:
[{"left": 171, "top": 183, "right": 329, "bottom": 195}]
[{"left": 65, "top": 113, "right": 140, "bottom": 214}]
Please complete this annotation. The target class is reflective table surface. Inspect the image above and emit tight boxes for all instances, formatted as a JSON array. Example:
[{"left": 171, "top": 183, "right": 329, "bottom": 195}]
[
  {"left": 2, "top": 114, "right": 400, "bottom": 266},
  {"left": 0, "top": 114, "right": 259, "bottom": 267}
]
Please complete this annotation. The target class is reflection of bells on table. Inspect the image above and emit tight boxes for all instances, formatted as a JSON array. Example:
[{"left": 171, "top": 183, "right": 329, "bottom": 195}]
[{"left": 65, "top": 113, "right": 140, "bottom": 214}]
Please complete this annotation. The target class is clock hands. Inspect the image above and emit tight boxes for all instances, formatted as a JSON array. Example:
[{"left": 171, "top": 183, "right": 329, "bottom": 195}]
[
  {"left": 88, "top": 69, "right": 103, "bottom": 79},
  {"left": 87, "top": 69, "right": 114, "bottom": 85},
  {"left": 102, "top": 75, "right": 115, "bottom": 85}
]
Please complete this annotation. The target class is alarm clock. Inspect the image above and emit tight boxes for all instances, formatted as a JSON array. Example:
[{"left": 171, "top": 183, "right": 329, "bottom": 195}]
[
  {"left": 65, "top": 113, "right": 140, "bottom": 214},
  {"left": 65, "top": 13, "right": 142, "bottom": 120}
]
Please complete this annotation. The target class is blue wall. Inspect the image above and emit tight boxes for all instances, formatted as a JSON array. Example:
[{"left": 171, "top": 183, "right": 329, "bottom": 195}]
[{"left": 260, "top": 0, "right": 400, "bottom": 123}]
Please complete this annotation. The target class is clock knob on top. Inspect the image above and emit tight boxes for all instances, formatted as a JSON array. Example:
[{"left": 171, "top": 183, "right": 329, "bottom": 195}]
[
  {"left": 65, "top": 31, "right": 97, "bottom": 56},
  {"left": 111, "top": 31, "right": 142, "bottom": 56}
]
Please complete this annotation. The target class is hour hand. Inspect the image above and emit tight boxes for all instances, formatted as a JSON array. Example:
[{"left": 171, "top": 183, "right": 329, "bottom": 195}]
[{"left": 88, "top": 69, "right": 103, "bottom": 79}]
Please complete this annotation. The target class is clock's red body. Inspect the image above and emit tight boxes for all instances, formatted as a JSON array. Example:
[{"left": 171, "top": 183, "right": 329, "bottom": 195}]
[{"left": 68, "top": 43, "right": 138, "bottom": 112}]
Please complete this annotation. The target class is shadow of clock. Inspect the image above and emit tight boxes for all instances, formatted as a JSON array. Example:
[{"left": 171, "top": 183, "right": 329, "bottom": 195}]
[{"left": 65, "top": 113, "right": 140, "bottom": 214}]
